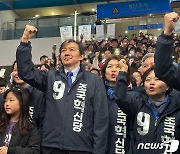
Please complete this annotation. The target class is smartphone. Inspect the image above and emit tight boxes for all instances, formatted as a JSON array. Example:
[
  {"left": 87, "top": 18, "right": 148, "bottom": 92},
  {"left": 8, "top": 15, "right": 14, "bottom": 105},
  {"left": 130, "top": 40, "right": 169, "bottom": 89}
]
[{"left": 52, "top": 44, "right": 57, "bottom": 50}]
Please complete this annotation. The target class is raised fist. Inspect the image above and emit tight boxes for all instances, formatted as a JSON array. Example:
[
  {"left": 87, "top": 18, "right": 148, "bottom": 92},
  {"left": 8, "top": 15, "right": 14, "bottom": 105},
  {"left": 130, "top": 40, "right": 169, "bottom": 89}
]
[
  {"left": 164, "top": 12, "right": 179, "bottom": 35},
  {"left": 119, "top": 59, "right": 128, "bottom": 73},
  {"left": 22, "top": 25, "right": 37, "bottom": 42}
]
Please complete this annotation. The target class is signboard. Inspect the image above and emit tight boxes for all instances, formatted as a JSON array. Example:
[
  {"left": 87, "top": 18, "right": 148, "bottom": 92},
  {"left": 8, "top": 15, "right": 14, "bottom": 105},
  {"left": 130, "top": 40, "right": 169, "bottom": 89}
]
[
  {"left": 97, "top": 0, "right": 173, "bottom": 19},
  {"left": 78, "top": 25, "right": 91, "bottom": 42},
  {"left": 60, "top": 26, "right": 73, "bottom": 42},
  {"left": 128, "top": 23, "right": 163, "bottom": 30},
  {"left": 96, "top": 25, "right": 105, "bottom": 40},
  {"left": 107, "top": 24, "right": 115, "bottom": 38}
]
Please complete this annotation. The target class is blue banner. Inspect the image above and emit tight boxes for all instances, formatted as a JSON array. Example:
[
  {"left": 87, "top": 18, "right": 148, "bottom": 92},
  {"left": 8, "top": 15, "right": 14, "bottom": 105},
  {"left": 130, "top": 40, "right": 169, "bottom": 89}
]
[
  {"left": 128, "top": 23, "right": 163, "bottom": 30},
  {"left": 97, "top": 0, "right": 173, "bottom": 19}
]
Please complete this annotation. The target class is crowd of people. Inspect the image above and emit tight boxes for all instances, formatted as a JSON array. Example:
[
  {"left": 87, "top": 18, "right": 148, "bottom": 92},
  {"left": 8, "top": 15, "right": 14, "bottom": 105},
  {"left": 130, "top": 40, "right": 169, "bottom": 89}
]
[{"left": 0, "top": 12, "right": 180, "bottom": 154}]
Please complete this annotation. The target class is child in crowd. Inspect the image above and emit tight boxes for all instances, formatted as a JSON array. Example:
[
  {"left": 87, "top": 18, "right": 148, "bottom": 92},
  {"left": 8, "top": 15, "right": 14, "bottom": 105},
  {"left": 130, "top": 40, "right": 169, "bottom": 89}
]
[{"left": 0, "top": 87, "right": 40, "bottom": 154}]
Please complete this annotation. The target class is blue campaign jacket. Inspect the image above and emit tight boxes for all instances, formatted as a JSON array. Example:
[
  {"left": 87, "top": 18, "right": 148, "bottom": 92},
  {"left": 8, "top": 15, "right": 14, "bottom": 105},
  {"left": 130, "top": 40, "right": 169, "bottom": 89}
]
[
  {"left": 114, "top": 72, "right": 180, "bottom": 154},
  {"left": 16, "top": 42, "right": 109, "bottom": 154},
  {"left": 155, "top": 33, "right": 180, "bottom": 91},
  {"left": 105, "top": 82, "right": 131, "bottom": 154},
  {"left": 28, "top": 86, "right": 46, "bottom": 132}
]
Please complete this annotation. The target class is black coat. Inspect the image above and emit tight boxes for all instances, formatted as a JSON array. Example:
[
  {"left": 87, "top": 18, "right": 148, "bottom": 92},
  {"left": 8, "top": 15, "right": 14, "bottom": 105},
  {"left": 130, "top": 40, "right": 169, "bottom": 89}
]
[
  {"left": 0, "top": 93, "right": 3, "bottom": 115},
  {"left": 0, "top": 126, "right": 40, "bottom": 154},
  {"left": 155, "top": 33, "right": 180, "bottom": 91},
  {"left": 114, "top": 72, "right": 180, "bottom": 154},
  {"left": 16, "top": 41, "right": 108, "bottom": 154}
]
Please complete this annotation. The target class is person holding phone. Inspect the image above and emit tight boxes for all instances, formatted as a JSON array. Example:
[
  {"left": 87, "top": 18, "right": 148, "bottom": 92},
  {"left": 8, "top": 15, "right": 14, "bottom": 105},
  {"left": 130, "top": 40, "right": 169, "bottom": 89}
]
[{"left": 155, "top": 12, "right": 180, "bottom": 91}]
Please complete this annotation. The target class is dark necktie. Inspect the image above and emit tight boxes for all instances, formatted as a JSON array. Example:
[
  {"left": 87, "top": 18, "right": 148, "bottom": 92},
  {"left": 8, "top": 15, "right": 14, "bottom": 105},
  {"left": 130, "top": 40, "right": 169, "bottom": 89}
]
[{"left": 67, "top": 72, "right": 73, "bottom": 88}]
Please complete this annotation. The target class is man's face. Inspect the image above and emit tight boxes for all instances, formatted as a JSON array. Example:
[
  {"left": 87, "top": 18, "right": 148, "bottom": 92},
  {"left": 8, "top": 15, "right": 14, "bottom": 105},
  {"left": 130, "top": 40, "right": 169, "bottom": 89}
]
[
  {"left": 0, "top": 86, "right": 6, "bottom": 94},
  {"left": 122, "top": 39, "right": 129, "bottom": 46},
  {"left": 40, "top": 57, "right": 48, "bottom": 64},
  {"left": 60, "top": 42, "right": 84, "bottom": 69},
  {"left": 104, "top": 50, "right": 111, "bottom": 59},
  {"left": 135, "top": 51, "right": 142, "bottom": 58},
  {"left": 141, "top": 57, "right": 154, "bottom": 74},
  {"left": 111, "top": 41, "right": 118, "bottom": 48}
]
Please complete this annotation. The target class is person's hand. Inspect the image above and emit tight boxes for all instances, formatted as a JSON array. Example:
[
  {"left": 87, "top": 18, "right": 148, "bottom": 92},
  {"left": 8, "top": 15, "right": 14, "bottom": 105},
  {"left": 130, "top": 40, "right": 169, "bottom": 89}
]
[
  {"left": 80, "top": 34, "right": 84, "bottom": 41},
  {"left": 129, "top": 58, "right": 134, "bottom": 66},
  {"left": 164, "top": 12, "right": 179, "bottom": 35},
  {"left": 22, "top": 25, "right": 37, "bottom": 43},
  {"left": 0, "top": 146, "right": 8, "bottom": 154},
  {"left": 52, "top": 44, "right": 56, "bottom": 52},
  {"left": 119, "top": 59, "right": 128, "bottom": 73}
]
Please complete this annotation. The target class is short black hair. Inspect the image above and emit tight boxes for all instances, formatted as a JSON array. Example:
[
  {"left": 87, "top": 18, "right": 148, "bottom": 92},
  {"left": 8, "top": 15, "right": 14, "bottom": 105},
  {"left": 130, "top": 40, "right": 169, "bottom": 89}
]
[
  {"left": 0, "top": 77, "right": 7, "bottom": 87},
  {"left": 40, "top": 55, "right": 48, "bottom": 61},
  {"left": 39, "top": 64, "right": 51, "bottom": 70},
  {"left": 111, "top": 39, "right": 118, "bottom": 43},
  {"left": 59, "top": 39, "right": 84, "bottom": 56},
  {"left": 90, "top": 68, "right": 100, "bottom": 76}
]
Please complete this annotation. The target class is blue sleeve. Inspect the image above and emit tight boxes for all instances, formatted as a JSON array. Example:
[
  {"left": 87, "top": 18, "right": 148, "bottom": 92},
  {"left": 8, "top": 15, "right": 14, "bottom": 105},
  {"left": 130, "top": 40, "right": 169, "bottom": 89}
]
[
  {"left": 16, "top": 42, "right": 48, "bottom": 93},
  {"left": 155, "top": 34, "right": 180, "bottom": 91},
  {"left": 92, "top": 77, "right": 109, "bottom": 154},
  {"left": 114, "top": 72, "right": 140, "bottom": 118}
]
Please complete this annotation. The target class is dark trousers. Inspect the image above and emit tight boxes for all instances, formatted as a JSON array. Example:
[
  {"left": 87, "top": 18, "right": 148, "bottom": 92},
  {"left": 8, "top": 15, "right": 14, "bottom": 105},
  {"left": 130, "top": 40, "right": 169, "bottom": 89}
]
[{"left": 41, "top": 147, "right": 92, "bottom": 154}]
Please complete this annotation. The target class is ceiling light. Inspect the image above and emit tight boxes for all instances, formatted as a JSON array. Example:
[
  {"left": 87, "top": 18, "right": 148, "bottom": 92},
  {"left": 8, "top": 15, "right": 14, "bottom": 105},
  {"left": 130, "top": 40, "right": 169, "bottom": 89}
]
[
  {"left": 92, "top": 8, "right": 95, "bottom": 12},
  {"left": 52, "top": 12, "right": 55, "bottom": 15},
  {"left": 35, "top": 14, "right": 40, "bottom": 18},
  {"left": 125, "top": 31, "right": 128, "bottom": 34}
]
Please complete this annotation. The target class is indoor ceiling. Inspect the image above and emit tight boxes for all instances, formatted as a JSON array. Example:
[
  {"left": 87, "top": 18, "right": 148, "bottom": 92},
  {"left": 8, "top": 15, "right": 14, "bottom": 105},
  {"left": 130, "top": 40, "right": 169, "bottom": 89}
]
[
  {"left": 0, "top": 0, "right": 132, "bottom": 18},
  {"left": 14, "top": 3, "right": 99, "bottom": 18}
]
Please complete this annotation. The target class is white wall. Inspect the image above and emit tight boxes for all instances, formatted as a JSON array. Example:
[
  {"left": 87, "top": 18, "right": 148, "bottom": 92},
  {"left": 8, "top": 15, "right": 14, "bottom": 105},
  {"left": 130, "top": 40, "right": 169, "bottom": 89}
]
[
  {"left": 0, "top": 37, "right": 61, "bottom": 66},
  {"left": 0, "top": 10, "right": 19, "bottom": 34}
]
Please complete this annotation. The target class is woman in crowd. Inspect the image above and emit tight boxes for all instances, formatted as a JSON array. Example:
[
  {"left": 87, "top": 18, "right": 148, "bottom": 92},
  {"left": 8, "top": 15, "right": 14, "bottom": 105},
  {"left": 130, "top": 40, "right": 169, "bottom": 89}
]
[
  {"left": 114, "top": 61, "right": 180, "bottom": 154},
  {"left": 0, "top": 87, "right": 40, "bottom": 154},
  {"left": 101, "top": 55, "right": 130, "bottom": 154},
  {"left": 11, "top": 60, "right": 45, "bottom": 132}
]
